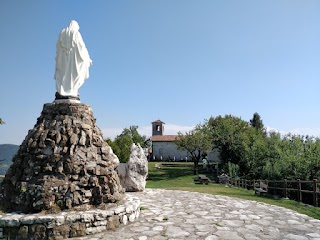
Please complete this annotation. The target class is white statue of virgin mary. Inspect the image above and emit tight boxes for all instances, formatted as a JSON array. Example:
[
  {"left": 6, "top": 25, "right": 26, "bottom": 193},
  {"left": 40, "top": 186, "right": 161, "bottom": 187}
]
[{"left": 54, "top": 20, "right": 92, "bottom": 98}]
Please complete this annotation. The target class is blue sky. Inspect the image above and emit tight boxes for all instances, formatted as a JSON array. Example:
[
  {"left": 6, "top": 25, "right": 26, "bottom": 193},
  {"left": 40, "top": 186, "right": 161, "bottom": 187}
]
[{"left": 1, "top": 1, "right": 320, "bottom": 145}]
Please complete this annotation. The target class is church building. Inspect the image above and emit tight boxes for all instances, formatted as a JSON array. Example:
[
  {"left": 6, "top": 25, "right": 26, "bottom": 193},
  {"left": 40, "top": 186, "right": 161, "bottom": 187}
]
[
  {"left": 150, "top": 120, "right": 190, "bottom": 161},
  {"left": 150, "top": 119, "right": 220, "bottom": 162}
]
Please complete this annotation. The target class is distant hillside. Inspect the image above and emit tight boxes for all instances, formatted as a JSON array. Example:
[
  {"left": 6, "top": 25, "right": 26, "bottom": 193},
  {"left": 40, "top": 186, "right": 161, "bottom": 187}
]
[{"left": 0, "top": 144, "right": 19, "bottom": 175}]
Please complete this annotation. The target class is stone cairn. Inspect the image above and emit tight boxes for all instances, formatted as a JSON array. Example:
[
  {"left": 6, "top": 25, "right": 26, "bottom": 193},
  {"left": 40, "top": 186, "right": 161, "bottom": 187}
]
[{"left": 1, "top": 102, "right": 124, "bottom": 213}]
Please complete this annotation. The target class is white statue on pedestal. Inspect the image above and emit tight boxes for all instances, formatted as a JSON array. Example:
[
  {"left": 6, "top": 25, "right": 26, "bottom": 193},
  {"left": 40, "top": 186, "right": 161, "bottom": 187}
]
[{"left": 54, "top": 20, "right": 92, "bottom": 98}]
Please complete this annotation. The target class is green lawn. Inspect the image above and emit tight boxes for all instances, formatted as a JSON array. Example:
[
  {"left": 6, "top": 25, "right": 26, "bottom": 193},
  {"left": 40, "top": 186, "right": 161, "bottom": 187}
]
[{"left": 146, "top": 162, "right": 320, "bottom": 220}]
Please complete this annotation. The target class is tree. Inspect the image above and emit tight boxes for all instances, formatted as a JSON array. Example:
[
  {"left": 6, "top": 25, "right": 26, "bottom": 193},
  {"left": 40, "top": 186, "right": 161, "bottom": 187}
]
[
  {"left": 250, "top": 112, "right": 264, "bottom": 131},
  {"left": 208, "top": 115, "right": 270, "bottom": 179},
  {"left": 262, "top": 134, "right": 320, "bottom": 180},
  {"left": 209, "top": 115, "right": 249, "bottom": 165},
  {"left": 107, "top": 126, "right": 148, "bottom": 163},
  {"left": 0, "top": 118, "right": 4, "bottom": 125},
  {"left": 176, "top": 122, "right": 212, "bottom": 175},
  {"left": 239, "top": 126, "right": 269, "bottom": 178}
]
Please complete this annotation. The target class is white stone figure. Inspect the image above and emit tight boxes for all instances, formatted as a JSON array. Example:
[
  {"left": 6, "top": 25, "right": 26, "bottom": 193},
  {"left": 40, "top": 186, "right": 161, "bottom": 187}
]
[
  {"left": 125, "top": 143, "right": 148, "bottom": 192},
  {"left": 116, "top": 143, "right": 148, "bottom": 192},
  {"left": 54, "top": 20, "right": 92, "bottom": 97}
]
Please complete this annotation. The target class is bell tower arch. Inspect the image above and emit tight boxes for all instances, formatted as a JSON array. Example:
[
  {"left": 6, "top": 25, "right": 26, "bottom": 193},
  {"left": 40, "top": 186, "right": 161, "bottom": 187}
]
[{"left": 152, "top": 119, "right": 165, "bottom": 136}]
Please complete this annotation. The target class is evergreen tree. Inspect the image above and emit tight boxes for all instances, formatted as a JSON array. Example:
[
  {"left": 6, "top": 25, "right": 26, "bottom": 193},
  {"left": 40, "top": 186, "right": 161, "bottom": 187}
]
[{"left": 250, "top": 112, "right": 264, "bottom": 131}]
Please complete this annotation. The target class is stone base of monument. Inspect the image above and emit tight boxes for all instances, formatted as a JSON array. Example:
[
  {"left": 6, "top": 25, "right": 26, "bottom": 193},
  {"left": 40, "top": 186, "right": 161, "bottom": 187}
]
[
  {"left": 0, "top": 102, "right": 139, "bottom": 238},
  {"left": 1, "top": 103, "right": 124, "bottom": 212},
  {"left": 0, "top": 195, "right": 140, "bottom": 239}
]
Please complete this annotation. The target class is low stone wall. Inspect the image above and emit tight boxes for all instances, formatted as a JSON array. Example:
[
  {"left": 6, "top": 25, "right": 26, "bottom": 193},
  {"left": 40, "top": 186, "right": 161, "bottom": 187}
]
[{"left": 0, "top": 195, "right": 140, "bottom": 240}]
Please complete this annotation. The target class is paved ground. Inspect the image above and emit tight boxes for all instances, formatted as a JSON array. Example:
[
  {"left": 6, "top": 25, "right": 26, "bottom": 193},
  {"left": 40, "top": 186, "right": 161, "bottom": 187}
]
[{"left": 75, "top": 189, "right": 320, "bottom": 240}]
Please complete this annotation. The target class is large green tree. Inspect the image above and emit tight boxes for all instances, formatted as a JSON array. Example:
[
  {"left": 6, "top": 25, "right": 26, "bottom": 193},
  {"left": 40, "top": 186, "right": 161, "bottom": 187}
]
[
  {"left": 208, "top": 115, "right": 270, "bottom": 179},
  {"left": 0, "top": 118, "right": 4, "bottom": 125},
  {"left": 208, "top": 115, "right": 249, "bottom": 165},
  {"left": 107, "top": 126, "right": 148, "bottom": 163},
  {"left": 176, "top": 122, "right": 212, "bottom": 175}
]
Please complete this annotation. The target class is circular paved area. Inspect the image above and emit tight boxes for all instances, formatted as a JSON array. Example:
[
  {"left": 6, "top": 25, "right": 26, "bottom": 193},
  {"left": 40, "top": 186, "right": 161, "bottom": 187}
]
[{"left": 76, "top": 189, "right": 320, "bottom": 240}]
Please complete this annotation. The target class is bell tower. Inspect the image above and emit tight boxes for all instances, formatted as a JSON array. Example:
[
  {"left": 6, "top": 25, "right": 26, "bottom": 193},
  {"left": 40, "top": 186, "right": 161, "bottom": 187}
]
[{"left": 152, "top": 119, "right": 165, "bottom": 136}]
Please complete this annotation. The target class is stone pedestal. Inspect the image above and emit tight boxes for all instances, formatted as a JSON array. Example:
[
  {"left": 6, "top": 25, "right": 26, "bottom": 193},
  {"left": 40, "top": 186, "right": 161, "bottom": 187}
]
[{"left": 1, "top": 103, "right": 124, "bottom": 213}]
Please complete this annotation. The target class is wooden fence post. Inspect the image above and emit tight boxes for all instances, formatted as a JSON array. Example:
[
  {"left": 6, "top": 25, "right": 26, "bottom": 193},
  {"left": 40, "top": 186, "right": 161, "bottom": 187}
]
[
  {"left": 284, "top": 179, "right": 287, "bottom": 199},
  {"left": 313, "top": 179, "right": 318, "bottom": 207},
  {"left": 297, "top": 179, "right": 302, "bottom": 202},
  {"left": 273, "top": 180, "right": 276, "bottom": 195}
]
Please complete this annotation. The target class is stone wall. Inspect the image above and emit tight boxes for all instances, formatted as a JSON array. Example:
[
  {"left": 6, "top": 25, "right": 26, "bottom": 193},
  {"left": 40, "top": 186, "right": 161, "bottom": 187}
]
[
  {"left": 1, "top": 103, "right": 124, "bottom": 213},
  {"left": 0, "top": 195, "right": 140, "bottom": 240}
]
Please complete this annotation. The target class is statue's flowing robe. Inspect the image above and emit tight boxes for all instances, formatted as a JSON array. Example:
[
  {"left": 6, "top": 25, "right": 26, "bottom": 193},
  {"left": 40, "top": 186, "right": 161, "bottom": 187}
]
[{"left": 54, "top": 21, "right": 92, "bottom": 97}]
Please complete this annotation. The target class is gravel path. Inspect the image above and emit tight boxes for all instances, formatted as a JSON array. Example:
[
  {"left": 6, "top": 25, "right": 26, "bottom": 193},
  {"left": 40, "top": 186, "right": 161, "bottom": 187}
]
[{"left": 75, "top": 189, "right": 320, "bottom": 240}]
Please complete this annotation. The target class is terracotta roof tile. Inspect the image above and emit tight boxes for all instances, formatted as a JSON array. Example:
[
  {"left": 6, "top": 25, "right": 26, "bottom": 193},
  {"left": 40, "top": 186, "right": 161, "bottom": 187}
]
[
  {"left": 151, "top": 119, "right": 165, "bottom": 124},
  {"left": 151, "top": 135, "right": 178, "bottom": 142}
]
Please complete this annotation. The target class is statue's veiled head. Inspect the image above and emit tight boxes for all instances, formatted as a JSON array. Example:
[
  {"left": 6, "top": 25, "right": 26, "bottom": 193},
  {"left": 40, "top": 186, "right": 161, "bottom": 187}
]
[{"left": 68, "top": 20, "right": 80, "bottom": 32}]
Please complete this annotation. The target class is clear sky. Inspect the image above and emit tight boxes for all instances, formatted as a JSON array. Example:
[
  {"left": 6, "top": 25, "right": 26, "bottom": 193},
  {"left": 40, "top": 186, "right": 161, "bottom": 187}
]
[{"left": 0, "top": 0, "right": 320, "bottom": 145}]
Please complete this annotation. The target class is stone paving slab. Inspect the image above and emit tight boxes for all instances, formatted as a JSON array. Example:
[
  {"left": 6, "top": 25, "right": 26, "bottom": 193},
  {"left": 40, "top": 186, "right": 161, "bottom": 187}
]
[{"left": 74, "top": 189, "right": 320, "bottom": 240}]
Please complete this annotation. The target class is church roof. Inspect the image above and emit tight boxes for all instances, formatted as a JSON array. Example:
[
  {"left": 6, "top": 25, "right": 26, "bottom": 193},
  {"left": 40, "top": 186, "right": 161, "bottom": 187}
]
[
  {"left": 152, "top": 119, "right": 165, "bottom": 124},
  {"left": 151, "top": 135, "right": 178, "bottom": 142}
]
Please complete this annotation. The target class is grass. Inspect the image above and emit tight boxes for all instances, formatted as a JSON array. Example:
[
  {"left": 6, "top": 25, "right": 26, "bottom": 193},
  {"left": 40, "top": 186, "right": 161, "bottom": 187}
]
[{"left": 146, "top": 162, "right": 320, "bottom": 220}]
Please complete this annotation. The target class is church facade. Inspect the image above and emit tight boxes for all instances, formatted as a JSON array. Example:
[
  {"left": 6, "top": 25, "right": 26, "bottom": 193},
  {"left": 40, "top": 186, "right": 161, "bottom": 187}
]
[
  {"left": 150, "top": 120, "right": 220, "bottom": 162},
  {"left": 150, "top": 120, "right": 189, "bottom": 161}
]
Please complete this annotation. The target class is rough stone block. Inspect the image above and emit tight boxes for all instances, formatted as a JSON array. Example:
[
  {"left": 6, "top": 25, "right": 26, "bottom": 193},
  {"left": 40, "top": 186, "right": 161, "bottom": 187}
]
[
  {"left": 81, "top": 213, "right": 94, "bottom": 223},
  {"left": 135, "top": 209, "right": 140, "bottom": 219},
  {"left": 52, "top": 225, "right": 70, "bottom": 239},
  {"left": 0, "top": 215, "right": 22, "bottom": 227},
  {"left": 20, "top": 215, "right": 36, "bottom": 225},
  {"left": 114, "top": 206, "right": 126, "bottom": 215},
  {"left": 18, "top": 226, "right": 28, "bottom": 238},
  {"left": 86, "top": 226, "right": 106, "bottom": 235},
  {"left": 116, "top": 143, "right": 148, "bottom": 192},
  {"left": 93, "top": 220, "right": 107, "bottom": 227},
  {"left": 128, "top": 213, "right": 136, "bottom": 222},
  {"left": 121, "top": 215, "right": 128, "bottom": 225},
  {"left": 66, "top": 213, "right": 81, "bottom": 222},
  {"left": 107, "top": 215, "right": 120, "bottom": 230},
  {"left": 35, "top": 215, "right": 55, "bottom": 224},
  {"left": 125, "top": 205, "right": 134, "bottom": 213},
  {"left": 94, "top": 211, "right": 109, "bottom": 221},
  {"left": 30, "top": 224, "right": 46, "bottom": 240},
  {"left": 70, "top": 222, "right": 86, "bottom": 237},
  {"left": 55, "top": 216, "right": 65, "bottom": 226}
]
